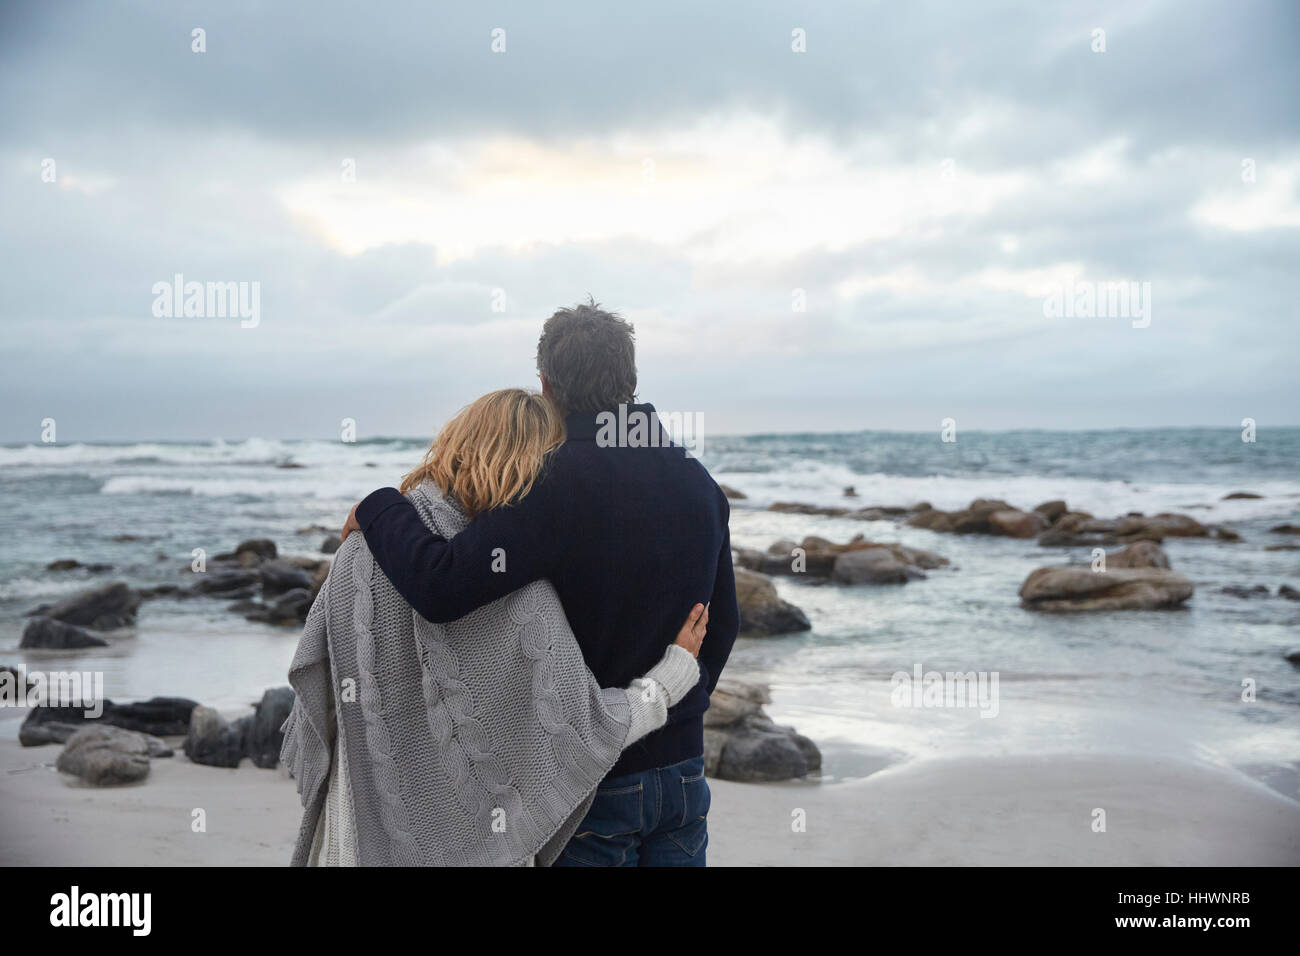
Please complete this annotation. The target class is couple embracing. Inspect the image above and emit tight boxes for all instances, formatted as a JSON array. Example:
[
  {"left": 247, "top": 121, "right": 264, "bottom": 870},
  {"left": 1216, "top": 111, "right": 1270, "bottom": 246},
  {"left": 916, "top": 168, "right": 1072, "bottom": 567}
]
[{"left": 281, "top": 300, "right": 738, "bottom": 867}]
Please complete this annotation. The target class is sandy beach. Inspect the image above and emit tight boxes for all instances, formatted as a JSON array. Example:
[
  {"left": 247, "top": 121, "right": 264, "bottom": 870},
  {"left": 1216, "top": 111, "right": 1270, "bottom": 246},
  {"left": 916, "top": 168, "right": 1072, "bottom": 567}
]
[{"left": 3, "top": 738, "right": 1296, "bottom": 866}]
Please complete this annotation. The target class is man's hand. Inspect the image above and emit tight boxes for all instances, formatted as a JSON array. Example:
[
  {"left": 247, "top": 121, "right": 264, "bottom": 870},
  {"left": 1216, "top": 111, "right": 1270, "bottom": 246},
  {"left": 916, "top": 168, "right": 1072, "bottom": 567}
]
[{"left": 341, "top": 503, "right": 361, "bottom": 543}]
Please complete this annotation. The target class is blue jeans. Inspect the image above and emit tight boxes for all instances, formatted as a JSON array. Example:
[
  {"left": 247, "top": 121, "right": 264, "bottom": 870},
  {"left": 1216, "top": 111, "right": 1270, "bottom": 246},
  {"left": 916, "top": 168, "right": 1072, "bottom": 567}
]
[{"left": 553, "top": 756, "right": 710, "bottom": 867}]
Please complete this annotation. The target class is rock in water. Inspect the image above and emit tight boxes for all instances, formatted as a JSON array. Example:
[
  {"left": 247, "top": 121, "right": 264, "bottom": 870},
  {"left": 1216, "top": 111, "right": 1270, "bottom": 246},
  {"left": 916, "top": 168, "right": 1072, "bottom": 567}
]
[
  {"left": 56, "top": 726, "right": 152, "bottom": 785},
  {"left": 1279, "top": 585, "right": 1300, "bottom": 602},
  {"left": 234, "top": 538, "right": 277, "bottom": 561},
  {"left": 1106, "top": 540, "right": 1171, "bottom": 569},
  {"left": 184, "top": 706, "right": 244, "bottom": 767},
  {"left": 703, "top": 679, "right": 821, "bottom": 782},
  {"left": 20, "top": 616, "right": 108, "bottom": 649},
  {"left": 733, "top": 568, "right": 811, "bottom": 636},
  {"left": 28, "top": 581, "right": 141, "bottom": 630},
  {"left": 831, "top": 547, "right": 924, "bottom": 584},
  {"left": 1114, "top": 513, "right": 1209, "bottom": 538},
  {"left": 320, "top": 535, "right": 341, "bottom": 555},
  {"left": 1019, "top": 566, "right": 1193, "bottom": 611},
  {"left": 45, "top": 558, "right": 112, "bottom": 572},
  {"left": 738, "top": 535, "right": 946, "bottom": 580},
  {"left": 987, "top": 509, "right": 1050, "bottom": 538},
  {"left": 907, "top": 498, "right": 1017, "bottom": 534},
  {"left": 258, "top": 559, "right": 314, "bottom": 595},
  {"left": 1033, "top": 500, "right": 1069, "bottom": 522},
  {"left": 718, "top": 484, "right": 747, "bottom": 500},
  {"left": 194, "top": 569, "right": 260, "bottom": 595},
  {"left": 245, "top": 587, "right": 314, "bottom": 624},
  {"left": 1222, "top": 585, "right": 1269, "bottom": 599},
  {"left": 245, "top": 686, "right": 295, "bottom": 768}
]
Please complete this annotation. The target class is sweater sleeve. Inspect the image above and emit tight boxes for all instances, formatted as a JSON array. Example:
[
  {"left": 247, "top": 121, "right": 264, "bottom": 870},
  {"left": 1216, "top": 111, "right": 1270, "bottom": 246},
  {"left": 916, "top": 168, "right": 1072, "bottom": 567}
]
[
  {"left": 620, "top": 644, "right": 701, "bottom": 747},
  {"left": 356, "top": 487, "right": 555, "bottom": 623}
]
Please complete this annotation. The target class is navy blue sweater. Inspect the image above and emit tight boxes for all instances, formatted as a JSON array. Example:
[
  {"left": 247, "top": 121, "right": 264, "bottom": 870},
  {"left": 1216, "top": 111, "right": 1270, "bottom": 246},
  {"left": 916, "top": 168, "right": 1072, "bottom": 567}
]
[{"left": 355, "top": 403, "right": 739, "bottom": 777}]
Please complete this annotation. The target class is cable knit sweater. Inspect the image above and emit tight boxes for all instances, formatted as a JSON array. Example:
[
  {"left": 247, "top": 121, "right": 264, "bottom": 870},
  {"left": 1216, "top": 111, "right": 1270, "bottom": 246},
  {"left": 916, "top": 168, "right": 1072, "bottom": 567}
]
[
  {"left": 281, "top": 481, "right": 701, "bottom": 867},
  {"left": 307, "top": 643, "right": 698, "bottom": 867}
]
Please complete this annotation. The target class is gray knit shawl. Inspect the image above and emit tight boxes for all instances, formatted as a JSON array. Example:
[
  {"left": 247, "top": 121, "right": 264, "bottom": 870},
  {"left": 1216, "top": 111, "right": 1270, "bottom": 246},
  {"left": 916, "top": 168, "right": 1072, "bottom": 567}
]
[{"left": 280, "top": 482, "right": 632, "bottom": 866}]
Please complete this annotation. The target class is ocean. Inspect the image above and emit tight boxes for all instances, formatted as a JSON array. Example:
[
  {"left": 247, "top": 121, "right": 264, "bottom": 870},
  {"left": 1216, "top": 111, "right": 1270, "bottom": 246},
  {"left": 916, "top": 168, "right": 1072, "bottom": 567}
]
[{"left": 2, "top": 428, "right": 1298, "bottom": 796}]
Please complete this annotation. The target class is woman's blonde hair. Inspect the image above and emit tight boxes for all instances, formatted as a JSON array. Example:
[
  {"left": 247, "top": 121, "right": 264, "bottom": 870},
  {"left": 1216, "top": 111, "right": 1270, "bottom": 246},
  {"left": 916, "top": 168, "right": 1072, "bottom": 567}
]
[{"left": 399, "top": 388, "right": 565, "bottom": 518}]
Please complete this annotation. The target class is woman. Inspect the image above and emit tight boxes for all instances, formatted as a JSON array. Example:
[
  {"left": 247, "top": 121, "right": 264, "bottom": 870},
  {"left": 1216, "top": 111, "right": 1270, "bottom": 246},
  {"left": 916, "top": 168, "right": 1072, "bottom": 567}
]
[{"left": 281, "top": 389, "right": 708, "bottom": 866}]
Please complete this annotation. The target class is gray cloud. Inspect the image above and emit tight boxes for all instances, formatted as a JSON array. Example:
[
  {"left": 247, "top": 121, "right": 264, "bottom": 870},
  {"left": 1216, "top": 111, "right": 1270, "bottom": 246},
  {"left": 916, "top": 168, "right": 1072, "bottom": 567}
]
[{"left": 0, "top": 0, "right": 1297, "bottom": 440}]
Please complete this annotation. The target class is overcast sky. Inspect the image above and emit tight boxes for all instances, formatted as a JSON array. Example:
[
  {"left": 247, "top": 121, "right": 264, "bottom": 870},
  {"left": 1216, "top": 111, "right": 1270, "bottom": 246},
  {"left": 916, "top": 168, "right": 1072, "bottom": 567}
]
[{"left": 1, "top": 0, "right": 1297, "bottom": 442}]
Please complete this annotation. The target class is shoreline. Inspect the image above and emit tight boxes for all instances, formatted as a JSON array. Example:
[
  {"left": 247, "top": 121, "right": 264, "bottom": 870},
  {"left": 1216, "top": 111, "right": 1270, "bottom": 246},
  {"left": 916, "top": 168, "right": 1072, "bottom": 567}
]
[{"left": 3, "top": 739, "right": 1296, "bottom": 866}]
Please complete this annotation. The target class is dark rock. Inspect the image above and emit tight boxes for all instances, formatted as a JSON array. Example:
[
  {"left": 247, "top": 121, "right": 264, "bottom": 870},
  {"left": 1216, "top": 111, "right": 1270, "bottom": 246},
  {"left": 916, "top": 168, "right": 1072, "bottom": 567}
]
[
  {"left": 56, "top": 726, "right": 152, "bottom": 785},
  {"left": 843, "top": 486, "right": 857, "bottom": 498},
  {"left": 1222, "top": 492, "right": 1262, "bottom": 500},
  {"left": 718, "top": 484, "right": 747, "bottom": 500},
  {"left": 29, "top": 581, "right": 141, "bottom": 630},
  {"left": 20, "top": 616, "right": 108, "bottom": 649},
  {"left": 703, "top": 680, "right": 821, "bottom": 782},
  {"left": 244, "top": 687, "right": 295, "bottom": 768},
  {"left": 734, "top": 569, "right": 811, "bottom": 636},
  {"left": 213, "top": 538, "right": 278, "bottom": 567},
  {"left": 1033, "top": 500, "right": 1069, "bottom": 522},
  {"left": 19, "top": 720, "right": 83, "bottom": 747},
  {"left": 320, "top": 535, "right": 341, "bottom": 555},
  {"left": 236, "top": 538, "right": 277, "bottom": 560},
  {"left": 108, "top": 697, "right": 198, "bottom": 735},
  {"left": 1270, "top": 525, "right": 1300, "bottom": 535},
  {"left": 184, "top": 705, "right": 244, "bottom": 767},
  {"left": 45, "top": 559, "right": 112, "bottom": 572},
  {"left": 194, "top": 569, "right": 260, "bottom": 595},
  {"left": 259, "top": 559, "right": 314, "bottom": 595},
  {"left": 1286, "top": 649, "right": 1300, "bottom": 668},
  {"left": 1211, "top": 527, "right": 1242, "bottom": 542},
  {"left": 268, "top": 588, "right": 313, "bottom": 623},
  {"left": 138, "top": 584, "right": 180, "bottom": 599},
  {"left": 1278, "top": 585, "right": 1300, "bottom": 602},
  {"left": 1222, "top": 585, "right": 1270, "bottom": 599},
  {"left": 20, "top": 696, "right": 198, "bottom": 743}
]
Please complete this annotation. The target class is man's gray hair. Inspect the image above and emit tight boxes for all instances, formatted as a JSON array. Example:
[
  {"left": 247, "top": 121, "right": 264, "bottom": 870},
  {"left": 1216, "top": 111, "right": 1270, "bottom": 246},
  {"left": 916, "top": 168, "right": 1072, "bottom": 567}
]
[{"left": 535, "top": 298, "right": 637, "bottom": 415}]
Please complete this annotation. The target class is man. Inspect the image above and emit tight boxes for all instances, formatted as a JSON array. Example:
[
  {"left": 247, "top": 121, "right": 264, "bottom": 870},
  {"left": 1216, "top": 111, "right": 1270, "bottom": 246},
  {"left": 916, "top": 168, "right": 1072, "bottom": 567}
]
[{"left": 340, "top": 300, "right": 738, "bottom": 866}]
